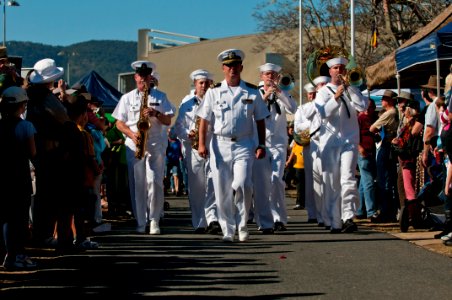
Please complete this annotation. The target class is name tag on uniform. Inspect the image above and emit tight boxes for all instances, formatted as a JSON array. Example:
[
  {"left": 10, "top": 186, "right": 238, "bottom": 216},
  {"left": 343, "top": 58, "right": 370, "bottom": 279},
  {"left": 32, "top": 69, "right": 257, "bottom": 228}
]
[
  {"left": 242, "top": 99, "right": 253, "bottom": 104},
  {"left": 149, "top": 102, "right": 160, "bottom": 106}
]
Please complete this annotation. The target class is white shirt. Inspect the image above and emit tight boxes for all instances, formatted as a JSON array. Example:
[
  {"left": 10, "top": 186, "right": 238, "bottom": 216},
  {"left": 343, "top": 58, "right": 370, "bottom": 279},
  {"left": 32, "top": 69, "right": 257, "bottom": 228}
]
[
  {"left": 197, "top": 80, "right": 269, "bottom": 139},
  {"left": 314, "top": 83, "right": 367, "bottom": 147},
  {"left": 112, "top": 88, "right": 175, "bottom": 151},
  {"left": 259, "top": 88, "right": 297, "bottom": 146}
]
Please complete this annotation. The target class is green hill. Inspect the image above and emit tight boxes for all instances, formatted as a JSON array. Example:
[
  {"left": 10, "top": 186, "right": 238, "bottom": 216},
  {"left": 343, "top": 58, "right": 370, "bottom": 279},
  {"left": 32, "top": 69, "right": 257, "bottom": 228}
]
[{"left": 6, "top": 40, "right": 137, "bottom": 89}]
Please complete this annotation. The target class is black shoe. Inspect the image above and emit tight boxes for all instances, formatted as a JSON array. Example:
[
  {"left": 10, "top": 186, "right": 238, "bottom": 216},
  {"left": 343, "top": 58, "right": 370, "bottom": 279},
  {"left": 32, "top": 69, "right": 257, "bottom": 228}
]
[
  {"left": 355, "top": 214, "right": 367, "bottom": 220},
  {"left": 434, "top": 229, "right": 451, "bottom": 239},
  {"left": 194, "top": 227, "right": 206, "bottom": 234},
  {"left": 444, "top": 239, "right": 452, "bottom": 246},
  {"left": 307, "top": 218, "right": 318, "bottom": 223},
  {"left": 261, "top": 228, "right": 274, "bottom": 234},
  {"left": 317, "top": 222, "right": 325, "bottom": 227},
  {"left": 330, "top": 228, "right": 342, "bottom": 234},
  {"left": 325, "top": 226, "right": 331, "bottom": 230},
  {"left": 206, "top": 221, "right": 221, "bottom": 234},
  {"left": 293, "top": 204, "right": 304, "bottom": 210},
  {"left": 370, "top": 213, "right": 384, "bottom": 223},
  {"left": 399, "top": 206, "right": 409, "bottom": 233},
  {"left": 274, "top": 222, "right": 287, "bottom": 231},
  {"left": 164, "top": 201, "right": 170, "bottom": 210},
  {"left": 342, "top": 219, "right": 358, "bottom": 233}
]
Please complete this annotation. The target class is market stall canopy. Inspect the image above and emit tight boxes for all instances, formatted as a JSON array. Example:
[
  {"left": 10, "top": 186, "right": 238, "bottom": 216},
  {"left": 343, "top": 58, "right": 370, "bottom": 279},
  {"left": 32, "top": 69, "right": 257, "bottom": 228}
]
[
  {"left": 366, "top": 5, "right": 452, "bottom": 90},
  {"left": 73, "top": 70, "right": 122, "bottom": 112}
]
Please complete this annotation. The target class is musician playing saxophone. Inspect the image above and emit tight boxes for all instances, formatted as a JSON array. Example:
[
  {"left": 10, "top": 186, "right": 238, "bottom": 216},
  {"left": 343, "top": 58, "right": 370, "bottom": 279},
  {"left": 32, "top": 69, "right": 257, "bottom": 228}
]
[
  {"left": 174, "top": 69, "right": 221, "bottom": 234},
  {"left": 112, "top": 61, "right": 174, "bottom": 235},
  {"left": 314, "top": 56, "right": 368, "bottom": 234}
]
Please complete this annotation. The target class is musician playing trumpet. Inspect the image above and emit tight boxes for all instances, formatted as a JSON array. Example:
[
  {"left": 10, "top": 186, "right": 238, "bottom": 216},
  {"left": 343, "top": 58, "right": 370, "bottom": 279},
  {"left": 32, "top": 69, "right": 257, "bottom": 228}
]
[
  {"left": 314, "top": 56, "right": 368, "bottom": 234},
  {"left": 253, "top": 63, "right": 297, "bottom": 233},
  {"left": 112, "top": 61, "right": 174, "bottom": 235}
]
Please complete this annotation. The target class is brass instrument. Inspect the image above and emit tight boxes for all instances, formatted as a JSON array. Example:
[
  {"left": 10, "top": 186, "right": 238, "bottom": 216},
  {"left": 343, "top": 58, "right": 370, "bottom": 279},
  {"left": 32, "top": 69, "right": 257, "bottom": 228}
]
[
  {"left": 191, "top": 116, "right": 201, "bottom": 150},
  {"left": 344, "top": 54, "right": 364, "bottom": 87},
  {"left": 306, "top": 45, "right": 349, "bottom": 86},
  {"left": 277, "top": 73, "right": 295, "bottom": 91},
  {"left": 135, "top": 81, "right": 151, "bottom": 159}
]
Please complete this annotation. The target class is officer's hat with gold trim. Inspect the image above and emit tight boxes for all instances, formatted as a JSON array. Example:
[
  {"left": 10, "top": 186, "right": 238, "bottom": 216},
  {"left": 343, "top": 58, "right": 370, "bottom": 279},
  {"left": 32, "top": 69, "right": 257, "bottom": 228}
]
[
  {"left": 217, "top": 49, "right": 245, "bottom": 65},
  {"left": 131, "top": 60, "right": 155, "bottom": 76}
]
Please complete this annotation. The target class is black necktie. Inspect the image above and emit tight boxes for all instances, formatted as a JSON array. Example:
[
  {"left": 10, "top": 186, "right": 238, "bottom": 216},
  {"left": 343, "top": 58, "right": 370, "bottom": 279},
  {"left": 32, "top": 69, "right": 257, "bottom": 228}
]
[{"left": 265, "top": 91, "right": 281, "bottom": 115}]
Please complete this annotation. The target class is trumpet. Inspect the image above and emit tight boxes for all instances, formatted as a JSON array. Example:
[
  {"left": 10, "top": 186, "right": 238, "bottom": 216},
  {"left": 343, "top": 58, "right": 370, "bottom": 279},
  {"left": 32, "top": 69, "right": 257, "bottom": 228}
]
[{"left": 277, "top": 73, "right": 295, "bottom": 91}]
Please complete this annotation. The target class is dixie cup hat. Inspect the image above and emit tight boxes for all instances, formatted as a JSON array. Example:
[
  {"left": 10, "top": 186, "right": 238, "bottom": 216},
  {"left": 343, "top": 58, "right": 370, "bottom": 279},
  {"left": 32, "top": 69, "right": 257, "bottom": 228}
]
[
  {"left": 29, "top": 58, "right": 64, "bottom": 84},
  {"left": 258, "top": 63, "right": 282, "bottom": 73},
  {"left": 326, "top": 57, "right": 348, "bottom": 68},
  {"left": 313, "top": 76, "right": 331, "bottom": 86},
  {"left": 304, "top": 83, "right": 315, "bottom": 93},
  {"left": 190, "top": 69, "right": 213, "bottom": 81}
]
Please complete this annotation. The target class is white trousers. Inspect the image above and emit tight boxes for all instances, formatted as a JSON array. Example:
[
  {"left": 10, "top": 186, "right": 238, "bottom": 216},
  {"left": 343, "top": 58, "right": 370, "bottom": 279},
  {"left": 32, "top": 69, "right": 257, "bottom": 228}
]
[
  {"left": 252, "top": 154, "right": 274, "bottom": 229},
  {"left": 185, "top": 148, "right": 216, "bottom": 229},
  {"left": 126, "top": 143, "right": 165, "bottom": 230},
  {"left": 210, "top": 137, "right": 254, "bottom": 238},
  {"left": 320, "top": 143, "right": 359, "bottom": 229}
]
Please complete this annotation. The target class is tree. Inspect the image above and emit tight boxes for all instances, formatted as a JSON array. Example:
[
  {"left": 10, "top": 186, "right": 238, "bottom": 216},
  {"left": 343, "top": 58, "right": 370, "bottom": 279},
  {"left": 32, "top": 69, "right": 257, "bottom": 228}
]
[{"left": 252, "top": 0, "right": 450, "bottom": 80}]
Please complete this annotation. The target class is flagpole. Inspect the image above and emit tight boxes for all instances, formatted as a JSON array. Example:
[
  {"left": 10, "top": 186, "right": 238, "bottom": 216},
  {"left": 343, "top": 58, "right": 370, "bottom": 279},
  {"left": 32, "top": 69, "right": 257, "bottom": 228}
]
[
  {"left": 299, "top": 0, "right": 303, "bottom": 105},
  {"left": 350, "top": 0, "right": 355, "bottom": 57}
]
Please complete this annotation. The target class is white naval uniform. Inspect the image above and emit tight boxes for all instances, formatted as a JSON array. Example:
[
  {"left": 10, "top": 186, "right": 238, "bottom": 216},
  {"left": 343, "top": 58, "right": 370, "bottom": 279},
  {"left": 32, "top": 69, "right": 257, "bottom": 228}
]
[
  {"left": 253, "top": 89, "right": 297, "bottom": 229},
  {"left": 174, "top": 95, "right": 217, "bottom": 230},
  {"left": 294, "top": 101, "right": 327, "bottom": 225},
  {"left": 196, "top": 80, "right": 269, "bottom": 239},
  {"left": 112, "top": 88, "right": 175, "bottom": 232},
  {"left": 314, "top": 83, "right": 368, "bottom": 230}
]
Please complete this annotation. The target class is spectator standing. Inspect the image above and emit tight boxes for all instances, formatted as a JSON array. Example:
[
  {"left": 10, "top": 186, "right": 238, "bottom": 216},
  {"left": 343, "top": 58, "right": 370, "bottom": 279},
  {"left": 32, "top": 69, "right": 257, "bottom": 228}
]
[
  {"left": 369, "top": 90, "right": 400, "bottom": 222},
  {"left": 26, "top": 58, "right": 76, "bottom": 251},
  {"left": 356, "top": 99, "right": 378, "bottom": 220},
  {"left": 0, "top": 86, "right": 37, "bottom": 270}
]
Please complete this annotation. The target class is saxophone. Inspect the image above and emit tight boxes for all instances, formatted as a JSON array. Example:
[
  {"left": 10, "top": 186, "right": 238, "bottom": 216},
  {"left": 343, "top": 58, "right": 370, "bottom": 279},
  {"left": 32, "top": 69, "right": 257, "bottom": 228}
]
[
  {"left": 135, "top": 81, "right": 151, "bottom": 159},
  {"left": 191, "top": 116, "right": 201, "bottom": 150}
]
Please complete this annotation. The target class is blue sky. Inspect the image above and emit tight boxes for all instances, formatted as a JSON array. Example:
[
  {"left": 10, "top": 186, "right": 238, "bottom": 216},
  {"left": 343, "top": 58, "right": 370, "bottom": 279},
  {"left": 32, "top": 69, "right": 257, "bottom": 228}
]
[{"left": 5, "top": 0, "right": 264, "bottom": 46}]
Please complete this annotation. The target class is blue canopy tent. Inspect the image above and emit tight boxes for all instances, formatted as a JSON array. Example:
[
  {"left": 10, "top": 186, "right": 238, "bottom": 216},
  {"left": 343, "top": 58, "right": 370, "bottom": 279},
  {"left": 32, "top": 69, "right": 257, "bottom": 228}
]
[
  {"left": 396, "top": 22, "right": 452, "bottom": 95},
  {"left": 73, "top": 70, "right": 122, "bottom": 112},
  {"left": 366, "top": 6, "right": 452, "bottom": 90}
]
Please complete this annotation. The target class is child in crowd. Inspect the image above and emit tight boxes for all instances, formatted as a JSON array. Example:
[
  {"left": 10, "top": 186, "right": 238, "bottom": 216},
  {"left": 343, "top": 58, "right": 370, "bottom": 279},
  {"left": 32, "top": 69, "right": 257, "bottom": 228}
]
[{"left": 0, "top": 86, "right": 37, "bottom": 270}]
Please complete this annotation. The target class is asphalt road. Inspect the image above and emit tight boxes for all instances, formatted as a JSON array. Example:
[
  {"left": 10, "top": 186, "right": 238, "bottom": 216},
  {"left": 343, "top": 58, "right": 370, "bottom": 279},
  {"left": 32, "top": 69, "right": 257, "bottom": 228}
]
[{"left": 1, "top": 192, "right": 452, "bottom": 299}]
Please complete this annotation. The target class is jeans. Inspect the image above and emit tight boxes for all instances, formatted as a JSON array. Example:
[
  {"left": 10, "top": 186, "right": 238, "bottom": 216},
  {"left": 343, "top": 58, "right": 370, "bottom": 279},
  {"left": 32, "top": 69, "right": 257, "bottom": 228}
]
[
  {"left": 357, "top": 154, "right": 377, "bottom": 217},
  {"left": 376, "top": 142, "right": 398, "bottom": 220}
]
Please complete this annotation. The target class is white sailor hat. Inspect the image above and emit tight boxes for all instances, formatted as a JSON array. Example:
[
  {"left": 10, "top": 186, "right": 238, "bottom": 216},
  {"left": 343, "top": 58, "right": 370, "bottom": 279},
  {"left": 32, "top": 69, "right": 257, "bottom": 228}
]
[
  {"left": 190, "top": 69, "right": 213, "bottom": 81},
  {"left": 131, "top": 60, "right": 156, "bottom": 75},
  {"left": 326, "top": 57, "right": 348, "bottom": 68},
  {"left": 217, "top": 49, "right": 245, "bottom": 64},
  {"left": 304, "top": 83, "right": 315, "bottom": 93},
  {"left": 313, "top": 76, "right": 331, "bottom": 86},
  {"left": 259, "top": 63, "right": 282, "bottom": 73}
]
